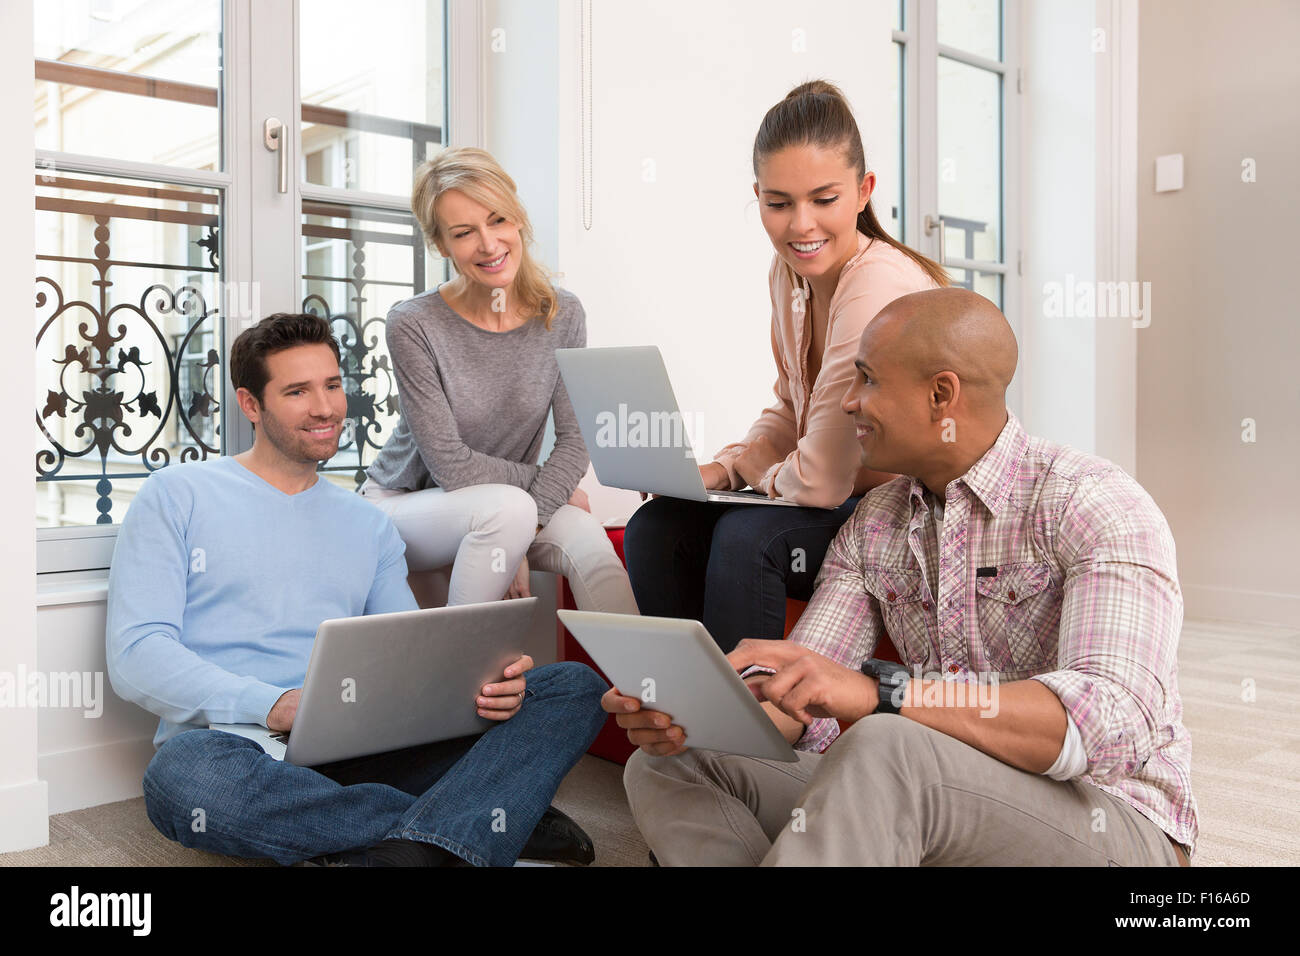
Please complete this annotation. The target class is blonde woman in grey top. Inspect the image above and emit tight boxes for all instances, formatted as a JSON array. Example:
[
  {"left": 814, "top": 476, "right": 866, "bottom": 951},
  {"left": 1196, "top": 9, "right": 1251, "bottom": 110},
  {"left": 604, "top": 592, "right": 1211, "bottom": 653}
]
[{"left": 362, "top": 147, "right": 637, "bottom": 614}]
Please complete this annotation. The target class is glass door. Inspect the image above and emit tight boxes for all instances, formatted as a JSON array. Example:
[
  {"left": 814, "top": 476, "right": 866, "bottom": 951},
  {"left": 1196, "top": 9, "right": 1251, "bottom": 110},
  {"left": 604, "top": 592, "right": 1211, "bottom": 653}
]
[
  {"left": 293, "top": 0, "right": 447, "bottom": 491},
  {"left": 34, "top": 0, "right": 229, "bottom": 571},
  {"left": 902, "top": 0, "right": 1021, "bottom": 409},
  {"left": 34, "top": 0, "right": 448, "bottom": 572}
]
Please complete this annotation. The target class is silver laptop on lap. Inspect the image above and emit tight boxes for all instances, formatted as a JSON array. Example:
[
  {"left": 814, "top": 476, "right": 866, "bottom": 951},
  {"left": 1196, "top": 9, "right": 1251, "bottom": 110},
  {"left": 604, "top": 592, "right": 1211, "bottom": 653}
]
[
  {"left": 210, "top": 597, "right": 550, "bottom": 766},
  {"left": 555, "top": 346, "right": 802, "bottom": 507}
]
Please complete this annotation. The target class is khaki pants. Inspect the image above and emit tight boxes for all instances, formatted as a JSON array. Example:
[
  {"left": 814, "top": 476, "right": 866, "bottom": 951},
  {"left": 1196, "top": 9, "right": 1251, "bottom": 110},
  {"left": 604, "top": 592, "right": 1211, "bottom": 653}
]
[{"left": 624, "top": 714, "right": 1185, "bottom": 866}]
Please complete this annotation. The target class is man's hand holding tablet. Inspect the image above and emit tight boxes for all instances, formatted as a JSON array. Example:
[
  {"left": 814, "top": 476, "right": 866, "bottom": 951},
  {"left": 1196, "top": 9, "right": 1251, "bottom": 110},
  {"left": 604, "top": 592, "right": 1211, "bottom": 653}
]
[
  {"left": 600, "top": 638, "right": 883, "bottom": 756},
  {"left": 601, "top": 685, "right": 690, "bottom": 757}
]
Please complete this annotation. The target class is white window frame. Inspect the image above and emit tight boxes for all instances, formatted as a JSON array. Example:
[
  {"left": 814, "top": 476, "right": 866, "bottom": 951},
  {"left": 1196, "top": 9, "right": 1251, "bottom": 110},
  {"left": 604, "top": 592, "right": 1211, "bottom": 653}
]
[
  {"left": 898, "top": 0, "right": 1022, "bottom": 414},
  {"left": 35, "top": 0, "right": 239, "bottom": 575},
  {"left": 36, "top": 0, "right": 469, "bottom": 575}
]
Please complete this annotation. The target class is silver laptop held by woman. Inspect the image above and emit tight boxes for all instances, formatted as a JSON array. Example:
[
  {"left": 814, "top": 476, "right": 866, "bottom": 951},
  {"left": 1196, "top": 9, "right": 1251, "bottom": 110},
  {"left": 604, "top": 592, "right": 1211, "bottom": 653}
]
[{"left": 555, "top": 346, "right": 802, "bottom": 507}]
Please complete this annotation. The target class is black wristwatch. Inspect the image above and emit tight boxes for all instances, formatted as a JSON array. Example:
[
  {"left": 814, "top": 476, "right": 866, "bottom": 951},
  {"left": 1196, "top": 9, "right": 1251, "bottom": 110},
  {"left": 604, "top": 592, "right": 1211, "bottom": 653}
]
[{"left": 860, "top": 658, "right": 911, "bottom": 715}]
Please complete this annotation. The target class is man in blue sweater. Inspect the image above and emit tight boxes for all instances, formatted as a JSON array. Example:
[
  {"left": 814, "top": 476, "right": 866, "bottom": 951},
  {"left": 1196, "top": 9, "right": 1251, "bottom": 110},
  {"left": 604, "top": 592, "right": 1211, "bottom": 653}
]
[{"left": 106, "top": 312, "right": 607, "bottom": 866}]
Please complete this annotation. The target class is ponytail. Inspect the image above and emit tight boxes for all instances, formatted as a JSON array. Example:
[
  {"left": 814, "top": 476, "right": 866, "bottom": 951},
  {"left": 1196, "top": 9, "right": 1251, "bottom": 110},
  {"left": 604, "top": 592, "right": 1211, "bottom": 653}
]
[{"left": 753, "top": 80, "right": 949, "bottom": 288}]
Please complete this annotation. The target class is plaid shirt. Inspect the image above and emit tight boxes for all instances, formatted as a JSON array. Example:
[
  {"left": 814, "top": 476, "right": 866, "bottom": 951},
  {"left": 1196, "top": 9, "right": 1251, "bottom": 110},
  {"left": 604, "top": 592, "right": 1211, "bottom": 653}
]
[{"left": 790, "top": 413, "right": 1198, "bottom": 854}]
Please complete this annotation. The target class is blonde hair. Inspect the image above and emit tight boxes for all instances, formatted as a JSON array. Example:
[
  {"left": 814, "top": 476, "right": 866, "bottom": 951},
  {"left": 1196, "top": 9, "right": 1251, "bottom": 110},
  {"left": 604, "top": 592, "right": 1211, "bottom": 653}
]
[{"left": 411, "top": 146, "right": 559, "bottom": 327}]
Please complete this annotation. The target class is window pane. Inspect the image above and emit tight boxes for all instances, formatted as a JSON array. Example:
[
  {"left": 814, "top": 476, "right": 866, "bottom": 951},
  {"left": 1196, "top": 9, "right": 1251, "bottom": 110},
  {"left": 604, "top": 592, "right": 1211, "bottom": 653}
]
[
  {"left": 36, "top": 171, "right": 224, "bottom": 527},
  {"left": 34, "top": 0, "right": 223, "bottom": 171},
  {"left": 946, "top": 268, "right": 1002, "bottom": 310},
  {"left": 937, "top": 0, "right": 1001, "bottom": 61},
  {"left": 300, "top": 1, "right": 445, "bottom": 194},
  {"left": 300, "top": 202, "right": 440, "bottom": 490},
  {"left": 895, "top": 0, "right": 904, "bottom": 31},
  {"left": 937, "top": 57, "right": 1001, "bottom": 263}
]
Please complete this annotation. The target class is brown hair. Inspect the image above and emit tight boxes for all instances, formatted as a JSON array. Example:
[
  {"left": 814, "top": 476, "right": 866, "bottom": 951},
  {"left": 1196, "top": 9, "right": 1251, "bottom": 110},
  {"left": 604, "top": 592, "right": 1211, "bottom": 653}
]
[
  {"left": 411, "top": 146, "right": 559, "bottom": 328},
  {"left": 229, "top": 312, "right": 341, "bottom": 403},
  {"left": 752, "top": 79, "right": 950, "bottom": 288}
]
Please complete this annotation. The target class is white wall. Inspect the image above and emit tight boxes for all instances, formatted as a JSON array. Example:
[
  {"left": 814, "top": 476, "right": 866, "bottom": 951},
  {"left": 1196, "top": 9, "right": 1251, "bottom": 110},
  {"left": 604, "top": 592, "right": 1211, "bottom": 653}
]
[
  {"left": 557, "top": 0, "right": 894, "bottom": 456},
  {"left": 1019, "top": 1, "right": 1099, "bottom": 453},
  {"left": 1016, "top": 0, "right": 1141, "bottom": 476},
  {"left": 1092, "top": 0, "right": 1139, "bottom": 474},
  {"left": 484, "top": 0, "right": 560, "bottom": 270},
  {"left": 484, "top": 0, "right": 894, "bottom": 521},
  {"left": 0, "top": 0, "right": 49, "bottom": 853},
  {"left": 1135, "top": 0, "right": 1300, "bottom": 627},
  {"left": 36, "top": 587, "right": 158, "bottom": 816}
]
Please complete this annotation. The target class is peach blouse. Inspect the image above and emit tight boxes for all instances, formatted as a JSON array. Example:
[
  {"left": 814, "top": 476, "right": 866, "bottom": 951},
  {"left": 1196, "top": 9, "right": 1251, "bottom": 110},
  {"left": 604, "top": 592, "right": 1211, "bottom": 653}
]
[{"left": 714, "top": 232, "right": 938, "bottom": 508}]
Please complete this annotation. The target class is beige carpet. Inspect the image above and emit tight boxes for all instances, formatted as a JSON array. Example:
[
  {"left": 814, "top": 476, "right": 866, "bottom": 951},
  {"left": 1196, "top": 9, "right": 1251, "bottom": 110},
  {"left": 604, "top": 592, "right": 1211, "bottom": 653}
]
[
  {"left": 3, "top": 617, "right": 1297, "bottom": 867},
  {"left": 1168, "top": 619, "right": 1300, "bottom": 866},
  {"left": 0, "top": 751, "right": 649, "bottom": 868}
]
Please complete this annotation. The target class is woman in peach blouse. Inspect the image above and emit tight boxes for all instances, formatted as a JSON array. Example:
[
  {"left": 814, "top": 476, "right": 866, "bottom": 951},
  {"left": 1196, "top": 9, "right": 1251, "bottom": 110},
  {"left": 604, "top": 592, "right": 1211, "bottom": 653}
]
[{"left": 623, "top": 80, "right": 948, "bottom": 652}]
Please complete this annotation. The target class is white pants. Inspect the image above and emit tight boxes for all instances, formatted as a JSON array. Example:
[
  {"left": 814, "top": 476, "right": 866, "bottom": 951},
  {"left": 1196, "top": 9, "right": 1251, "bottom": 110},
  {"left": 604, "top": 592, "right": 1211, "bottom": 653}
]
[{"left": 359, "top": 480, "right": 639, "bottom": 614}]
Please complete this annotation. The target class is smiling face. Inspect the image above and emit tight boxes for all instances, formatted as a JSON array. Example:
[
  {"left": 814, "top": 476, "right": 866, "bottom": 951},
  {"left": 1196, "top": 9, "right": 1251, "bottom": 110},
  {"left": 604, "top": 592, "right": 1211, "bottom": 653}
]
[
  {"left": 241, "top": 343, "right": 346, "bottom": 464},
  {"left": 839, "top": 314, "right": 935, "bottom": 477},
  {"left": 755, "top": 144, "right": 874, "bottom": 287},
  {"left": 433, "top": 188, "right": 523, "bottom": 292}
]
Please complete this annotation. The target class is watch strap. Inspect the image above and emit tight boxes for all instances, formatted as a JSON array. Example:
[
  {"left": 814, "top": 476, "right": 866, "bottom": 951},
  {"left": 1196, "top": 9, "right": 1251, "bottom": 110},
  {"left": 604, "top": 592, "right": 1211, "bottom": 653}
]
[{"left": 861, "top": 658, "right": 910, "bottom": 715}]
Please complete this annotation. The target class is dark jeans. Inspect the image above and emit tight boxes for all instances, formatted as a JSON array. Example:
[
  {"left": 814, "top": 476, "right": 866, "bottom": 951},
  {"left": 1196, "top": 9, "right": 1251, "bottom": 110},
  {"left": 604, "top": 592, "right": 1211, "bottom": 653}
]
[
  {"left": 623, "top": 495, "right": 860, "bottom": 653},
  {"left": 142, "top": 661, "right": 607, "bottom": 866}
]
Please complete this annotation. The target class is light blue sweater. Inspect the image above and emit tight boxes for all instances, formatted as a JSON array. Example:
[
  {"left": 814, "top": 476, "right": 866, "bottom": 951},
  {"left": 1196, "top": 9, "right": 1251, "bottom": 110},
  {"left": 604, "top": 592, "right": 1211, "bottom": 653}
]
[{"left": 106, "top": 457, "right": 418, "bottom": 746}]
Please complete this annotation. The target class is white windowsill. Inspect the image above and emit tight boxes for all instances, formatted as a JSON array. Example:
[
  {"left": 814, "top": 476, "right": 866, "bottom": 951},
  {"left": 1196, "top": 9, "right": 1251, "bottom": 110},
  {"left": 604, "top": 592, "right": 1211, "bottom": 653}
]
[{"left": 36, "top": 570, "right": 110, "bottom": 608}]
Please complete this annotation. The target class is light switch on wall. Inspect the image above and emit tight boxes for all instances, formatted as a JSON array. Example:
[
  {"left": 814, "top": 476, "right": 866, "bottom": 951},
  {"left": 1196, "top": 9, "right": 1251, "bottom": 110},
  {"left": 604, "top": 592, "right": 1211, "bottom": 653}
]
[{"left": 1155, "top": 153, "right": 1184, "bottom": 192}]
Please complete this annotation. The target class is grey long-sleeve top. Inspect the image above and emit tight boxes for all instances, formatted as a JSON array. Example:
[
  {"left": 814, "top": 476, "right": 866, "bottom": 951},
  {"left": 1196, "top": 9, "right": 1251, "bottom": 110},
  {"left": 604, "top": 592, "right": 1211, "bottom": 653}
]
[{"left": 364, "top": 286, "right": 590, "bottom": 524}]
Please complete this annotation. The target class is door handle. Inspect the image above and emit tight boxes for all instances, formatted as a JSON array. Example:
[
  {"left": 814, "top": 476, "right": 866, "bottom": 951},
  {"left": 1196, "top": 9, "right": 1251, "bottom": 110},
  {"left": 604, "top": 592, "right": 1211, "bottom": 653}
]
[
  {"left": 263, "top": 117, "right": 288, "bottom": 194},
  {"left": 924, "top": 214, "right": 946, "bottom": 266}
]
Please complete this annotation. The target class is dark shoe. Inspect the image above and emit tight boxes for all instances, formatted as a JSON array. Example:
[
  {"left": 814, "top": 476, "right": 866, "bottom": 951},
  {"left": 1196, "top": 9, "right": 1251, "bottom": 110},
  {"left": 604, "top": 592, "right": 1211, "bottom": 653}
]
[
  {"left": 299, "top": 846, "right": 371, "bottom": 867},
  {"left": 301, "top": 838, "right": 471, "bottom": 867},
  {"left": 519, "top": 805, "right": 595, "bottom": 866}
]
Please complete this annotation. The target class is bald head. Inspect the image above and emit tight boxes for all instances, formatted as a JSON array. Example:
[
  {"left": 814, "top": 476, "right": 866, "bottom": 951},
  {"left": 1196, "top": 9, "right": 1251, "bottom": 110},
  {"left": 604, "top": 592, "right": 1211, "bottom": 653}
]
[
  {"left": 842, "top": 288, "right": 1019, "bottom": 491},
  {"left": 863, "top": 287, "right": 1017, "bottom": 410}
]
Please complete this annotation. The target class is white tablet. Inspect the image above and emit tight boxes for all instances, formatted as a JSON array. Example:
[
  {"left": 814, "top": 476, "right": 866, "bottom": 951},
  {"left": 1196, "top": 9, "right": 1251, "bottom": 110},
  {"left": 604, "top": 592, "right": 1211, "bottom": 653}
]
[{"left": 557, "top": 610, "right": 798, "bottom": 762}]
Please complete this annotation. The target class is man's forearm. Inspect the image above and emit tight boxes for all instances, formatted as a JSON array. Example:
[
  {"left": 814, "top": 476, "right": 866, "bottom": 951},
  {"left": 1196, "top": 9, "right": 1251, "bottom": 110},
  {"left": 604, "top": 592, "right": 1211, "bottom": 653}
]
[
  {"left": 898, "top": 677, "right": 1069, "bottom": 774},
  {"left": 109, "top": 632, "right": 285, "bottom": 728}
]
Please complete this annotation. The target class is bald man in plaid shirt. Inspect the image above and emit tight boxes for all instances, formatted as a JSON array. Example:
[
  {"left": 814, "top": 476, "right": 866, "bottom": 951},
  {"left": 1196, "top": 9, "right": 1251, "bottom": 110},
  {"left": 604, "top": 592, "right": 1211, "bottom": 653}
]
[{"left": 607, "top": 287, "right": 1197, "bottom": 866}]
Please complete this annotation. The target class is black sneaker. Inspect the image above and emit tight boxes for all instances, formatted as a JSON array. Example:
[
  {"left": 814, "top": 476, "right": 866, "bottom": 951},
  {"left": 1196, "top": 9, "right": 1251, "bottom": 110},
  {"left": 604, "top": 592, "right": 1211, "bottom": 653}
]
[{"left": 519, "top": 806, "right": 596, "bottom": 866}]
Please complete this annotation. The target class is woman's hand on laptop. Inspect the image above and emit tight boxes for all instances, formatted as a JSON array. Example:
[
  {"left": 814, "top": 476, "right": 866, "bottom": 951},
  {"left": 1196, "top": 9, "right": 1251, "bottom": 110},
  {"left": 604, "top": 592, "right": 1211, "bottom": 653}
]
[
  {"left": 728, "top": 640, "right": 878, "bottom": 726},
  {"left": 266, "top": 688, "right": 301, "bottom": 733},
  {"left": 477, "top": 654, "right": 534, "bottom": 721},
  {"left": 699, "top": 462, "right": 730, "bottom": 491},
  {"left": 732, "top": 436, "right": 782, "bottom": 490},
  {"left": 600, "top": 686, "right": 688, "bottom": 757}
]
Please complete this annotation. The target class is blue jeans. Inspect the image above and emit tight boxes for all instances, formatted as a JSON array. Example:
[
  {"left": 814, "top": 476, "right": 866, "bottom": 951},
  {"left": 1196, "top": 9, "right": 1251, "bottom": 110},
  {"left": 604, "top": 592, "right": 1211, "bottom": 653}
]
[
  {"left": 623, "top": 496, "right": 860, "bottom": 653},
  {"left": 142, "top": 662, "right": 608, "bottom": 866}
]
